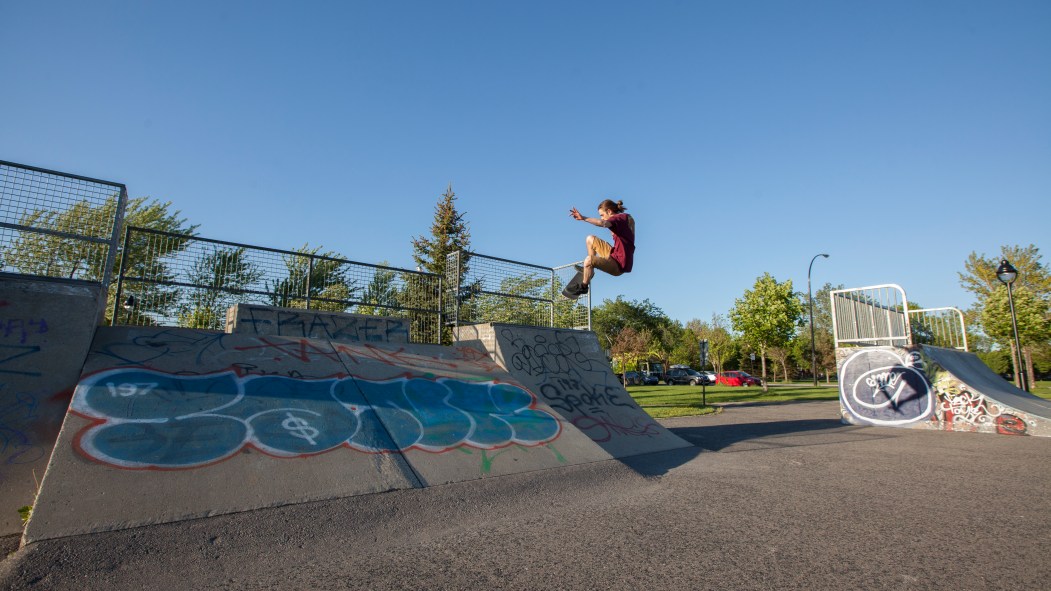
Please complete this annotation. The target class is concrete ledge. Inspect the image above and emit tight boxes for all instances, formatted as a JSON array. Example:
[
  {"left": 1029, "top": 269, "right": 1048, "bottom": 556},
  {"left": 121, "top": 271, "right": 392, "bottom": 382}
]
[{"left": 225, "top": 304, "right": 410, "bottom": 343}]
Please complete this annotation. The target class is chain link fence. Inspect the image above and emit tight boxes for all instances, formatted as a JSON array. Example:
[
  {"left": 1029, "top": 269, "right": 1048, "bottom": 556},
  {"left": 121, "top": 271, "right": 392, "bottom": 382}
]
[
  {"left": 0, "top": 159, "right": 126, "bottom": 288},
  {"left": 444, "top": 250, "right": 590, "bottom": 334},
  {"left": 113, "top": 226, "right": 444, "bottom": 344}
]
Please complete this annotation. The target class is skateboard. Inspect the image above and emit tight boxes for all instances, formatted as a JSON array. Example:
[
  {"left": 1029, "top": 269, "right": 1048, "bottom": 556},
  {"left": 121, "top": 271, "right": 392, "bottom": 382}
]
[{"left": 561, "top": 269, "right": 587, "bottom": 299}]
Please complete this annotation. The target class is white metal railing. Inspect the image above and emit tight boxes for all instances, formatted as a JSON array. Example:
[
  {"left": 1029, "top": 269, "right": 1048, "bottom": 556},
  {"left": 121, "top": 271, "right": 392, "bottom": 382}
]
[
  {"left": 830, "top": 284, "right": 911, "bottom": 348},
  {"left": 909, "top": 306, "right": 968, "bottom": 351}
]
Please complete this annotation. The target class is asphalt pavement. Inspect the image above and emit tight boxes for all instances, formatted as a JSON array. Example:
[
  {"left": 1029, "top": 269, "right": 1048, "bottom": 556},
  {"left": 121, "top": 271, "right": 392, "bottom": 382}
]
[{"left": 3, "top": 400, "right": 1049, "bottom": 590}]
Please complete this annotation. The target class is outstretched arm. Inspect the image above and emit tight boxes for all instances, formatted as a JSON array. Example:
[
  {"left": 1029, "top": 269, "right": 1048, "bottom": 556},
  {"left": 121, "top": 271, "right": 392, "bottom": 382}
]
[{"left": 569, "top": 207, "right": 611, "bottom": 227}]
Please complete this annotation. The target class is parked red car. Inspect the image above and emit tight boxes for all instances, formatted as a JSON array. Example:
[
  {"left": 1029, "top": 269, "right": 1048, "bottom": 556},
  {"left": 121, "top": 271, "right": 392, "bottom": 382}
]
[{"left": 717, "top": 371, "right": 762, "bottom": 387}]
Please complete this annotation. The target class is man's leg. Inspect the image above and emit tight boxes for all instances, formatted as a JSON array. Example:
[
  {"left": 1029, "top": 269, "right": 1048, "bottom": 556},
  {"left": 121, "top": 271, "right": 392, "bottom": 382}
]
[
  {"left": 582, "top": 235, "right": 600, "bottom": 286},
  {"left": 582, "top": 235, "right": 613, "bottom": 290}
]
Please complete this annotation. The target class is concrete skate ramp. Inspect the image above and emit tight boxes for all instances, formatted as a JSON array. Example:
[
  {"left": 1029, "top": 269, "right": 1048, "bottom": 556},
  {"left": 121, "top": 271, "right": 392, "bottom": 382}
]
[
  {"left": 24, "top": 327, "right": 612, "bottom": 542},
  {"left": 456, "top": 323, "right": 691, "bottom": 457},
  {"left": 837, "top": 345, "right": 1051, "bottom": 437},
  {"left": 0, "top": 277, "right": 102, "bottom": 537},
  {"left": 923, "top": 346, "right": 1051, "bottom": 434}
]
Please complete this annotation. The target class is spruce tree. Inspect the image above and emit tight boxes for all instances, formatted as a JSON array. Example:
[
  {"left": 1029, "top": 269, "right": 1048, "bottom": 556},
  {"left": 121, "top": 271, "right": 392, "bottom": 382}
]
[
  {"left": 409, "top": 184, "right": 471, "bottom": 343},
  {"left": 411, "top": 183, "right": 471, "bottom": 278}
]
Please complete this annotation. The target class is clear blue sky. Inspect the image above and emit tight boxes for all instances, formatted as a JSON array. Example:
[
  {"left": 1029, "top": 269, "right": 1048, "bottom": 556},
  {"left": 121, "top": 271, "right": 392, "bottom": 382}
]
[{"left": 3, "top": 1, "right": 1048, "bottom": 324}]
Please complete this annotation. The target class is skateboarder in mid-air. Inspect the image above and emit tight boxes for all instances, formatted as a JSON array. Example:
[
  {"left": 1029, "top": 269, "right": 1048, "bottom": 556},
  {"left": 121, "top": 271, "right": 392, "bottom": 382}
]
[{"left": 565, "top": 199, "right": 635, "bottom": 298}]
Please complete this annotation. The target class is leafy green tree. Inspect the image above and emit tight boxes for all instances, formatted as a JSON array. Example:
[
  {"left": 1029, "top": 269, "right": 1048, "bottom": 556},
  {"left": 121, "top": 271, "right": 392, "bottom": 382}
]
[
  {"left": 647, "top": 322, "right": 680, "bottom": 375},
  {"left": 610, "top": 326, "right": 650, "bottom": 374},
  {"left": 6, "top": 199, "right": 116, "bottom": 280},
  {"left": 268, "top": 245, "right": 359, "bottom": 313},
  {"left": 960, "top": 245, "right": 1050, "bottom": 385},
  {"left": 959, "top": 245, "right": 1050, "bottom": 303},
  {"left": 767, "top": 346, "right": 791, "bottom": 382},
  {"left": 730, "top": 273, "right": 805, "bottom": 392},
  {"left": 592, "top": 297, "right": 671, "bottom": 345},
  {"left": 976, "top": 350, "right": 1012, "bottom": 376},
  {"left": 593, "top": 297, "right": 675, "bottom": 374},
  {"left": 686, "top": 315, "right": 736, "bottom": 373},
  {"left": 466, "top": 273, "right": 551, "bottom": 326},
  {"left": 793, "top": 282, "right": 842, "bottom": 382},
  {"left": 177, "top": 246, "right": 262, "bottom": 330},
  {"left": 669, "top": 324, "right": 700, "bottom": 368},
  {"left": 5, "top": 195, "right": 198, "bottom": 324},
  {"left": 356, "top": 263, "right": 402, "bottom": 317},
  {"left": 980, "top": 285, "right": 1050, "bottom": 388}
]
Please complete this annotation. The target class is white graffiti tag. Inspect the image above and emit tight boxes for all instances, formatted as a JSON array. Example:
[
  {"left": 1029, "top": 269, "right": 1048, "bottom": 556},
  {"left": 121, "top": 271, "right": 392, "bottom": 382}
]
[{"left": 937, "top": 386, "right": 1003, "bottom": 426}]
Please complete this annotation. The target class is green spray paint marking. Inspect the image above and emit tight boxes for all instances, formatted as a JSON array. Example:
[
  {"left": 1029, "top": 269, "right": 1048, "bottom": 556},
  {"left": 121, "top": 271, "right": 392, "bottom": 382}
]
[
  {"left": 546, "top": 443, "right": 567, "bottom": 464},
  {"left": 480, "top": 447, "right": 517, "bottom": 473}
]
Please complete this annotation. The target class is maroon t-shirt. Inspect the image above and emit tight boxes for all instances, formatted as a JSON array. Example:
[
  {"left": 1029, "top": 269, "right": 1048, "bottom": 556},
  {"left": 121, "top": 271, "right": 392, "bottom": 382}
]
[{"left": 607, "top": 213, "right": 635, "bottom": 273}]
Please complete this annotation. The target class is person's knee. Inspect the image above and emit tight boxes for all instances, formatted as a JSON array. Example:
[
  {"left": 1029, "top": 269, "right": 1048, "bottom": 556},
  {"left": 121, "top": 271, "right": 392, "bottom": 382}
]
[
  {"left": 583, "top": 254, "right": 594, "bottom": 267},
  {"left": 585, "top": 235, "right": 597, "bottom": 248}
]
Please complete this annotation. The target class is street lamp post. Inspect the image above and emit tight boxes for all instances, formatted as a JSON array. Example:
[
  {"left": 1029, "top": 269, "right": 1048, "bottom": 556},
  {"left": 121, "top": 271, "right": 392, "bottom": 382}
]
[
  {"left": 996, "top": 259, "right": 1029, "bottom": 392},
  {"left": 809, "top": 253, "right": 830, "bottom": 387}
]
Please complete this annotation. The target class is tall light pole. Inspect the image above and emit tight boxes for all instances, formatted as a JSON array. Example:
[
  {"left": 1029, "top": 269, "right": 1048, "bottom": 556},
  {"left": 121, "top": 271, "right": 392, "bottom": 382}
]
[
  {"left": 996, "top": 259, "right": 1029, "bottom": 392},
  {"left": 809, "top": 253, "right": 830, "bottom": 387}
]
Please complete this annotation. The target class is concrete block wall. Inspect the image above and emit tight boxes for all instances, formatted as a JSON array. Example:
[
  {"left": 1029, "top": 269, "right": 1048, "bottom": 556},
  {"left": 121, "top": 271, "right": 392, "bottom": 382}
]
[{"left": 0, "top": 277, "right": 102, "bottom": 536}]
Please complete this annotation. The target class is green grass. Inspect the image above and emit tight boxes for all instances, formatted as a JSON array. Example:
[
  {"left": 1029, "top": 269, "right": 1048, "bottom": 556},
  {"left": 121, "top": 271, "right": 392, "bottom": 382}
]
[
  {"left": 1030, "top": 380, "right": 1051, "bottom": 399},
  {"left": 628, "top": 382, "right": 840, "bottom": 419},
  {"left": 629, "top": 380, "right": 1051, "bottom": 419}
]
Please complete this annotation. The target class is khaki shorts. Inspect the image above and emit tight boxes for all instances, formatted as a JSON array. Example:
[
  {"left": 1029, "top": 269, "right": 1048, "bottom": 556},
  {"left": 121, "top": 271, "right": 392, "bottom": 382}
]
[{"left": 590, "top": 236, "right": 623, "bottom": 276}]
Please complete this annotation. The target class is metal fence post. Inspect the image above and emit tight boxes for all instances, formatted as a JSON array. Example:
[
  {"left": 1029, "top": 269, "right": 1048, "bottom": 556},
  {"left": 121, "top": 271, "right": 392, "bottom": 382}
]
[
  {"left": 550, "top": 268, "right": 556, "bottom": 327},
  {"left": 110, "top": 225, "right": 133, "bottom": 326},
  {"left": 305, "top": 255, "right": 314, "bottom": 310},
  {"left": 451, "top": 250, "right": 460, "bottom": 334},
  {"left": 437, "top": 273, "right": 444, "bottom": 344}
]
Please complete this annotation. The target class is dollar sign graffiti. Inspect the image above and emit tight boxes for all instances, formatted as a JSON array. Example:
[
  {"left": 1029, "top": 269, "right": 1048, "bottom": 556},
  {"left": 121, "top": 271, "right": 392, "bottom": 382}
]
[{"left": 281, "top": 412, "right": 320, "bottom": 446}]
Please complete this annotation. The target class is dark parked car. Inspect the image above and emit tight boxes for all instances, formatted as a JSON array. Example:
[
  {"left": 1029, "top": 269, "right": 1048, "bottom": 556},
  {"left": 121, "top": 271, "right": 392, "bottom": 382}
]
[
  {"left": 622, "top": 371, "right": 643, "bottom": 386},
  {"left": 665, "top": 367, "right": 710, "bottom": 386},
  {"left": 717, "top": 371, "right": 762, "bottom": 387},
  {"left": 641, "top": 372, "right": 660, "bottom": 386}
]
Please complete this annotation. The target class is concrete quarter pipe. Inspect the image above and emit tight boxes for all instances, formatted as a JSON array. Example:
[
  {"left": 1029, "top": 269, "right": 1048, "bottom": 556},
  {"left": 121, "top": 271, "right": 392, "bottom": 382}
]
[
  {"left": 24, "top": 323, "right": 684, "bottom": 543},
  {"left": 457, "top": 323, "right": 692, "bottom": 457},
  {"left": 837, "top": 345, "right": 1051, "bottom": 437}
]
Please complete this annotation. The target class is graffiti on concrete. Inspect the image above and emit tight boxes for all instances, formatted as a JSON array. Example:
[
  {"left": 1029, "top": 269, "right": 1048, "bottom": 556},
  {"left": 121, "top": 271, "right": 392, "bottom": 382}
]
[
  {"left": 1, "top": 388, "right": 46, "bottom": 468},
  {"left": 933, "top": 380, "right": 1029, "bottom": 436},
  {"left": 0, "top": 344, "right": 43, "bottom": 377},
  {"left": 838, "top": 346, "right": 1051, "bottom": 437},
  {"left": 230, "top": 306, "right": 410, "bottom": 343},
  {"left": 499, "top": 328, "right": 661, "bottom": 442},
  {"left": 1, "top": 317, "right": 49, "bottom": 345},
  {"left": 95, "top": 329, "right": 231, "bottom": 367},
  {"left": 71, "top": 369, "right": 561, "bottom": 469},
  {"left": 839, "top": 348, "right": 934, "bottom": 426},
  {"left": 0, "top": 313, "right": 49, "bottom": 469}
]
